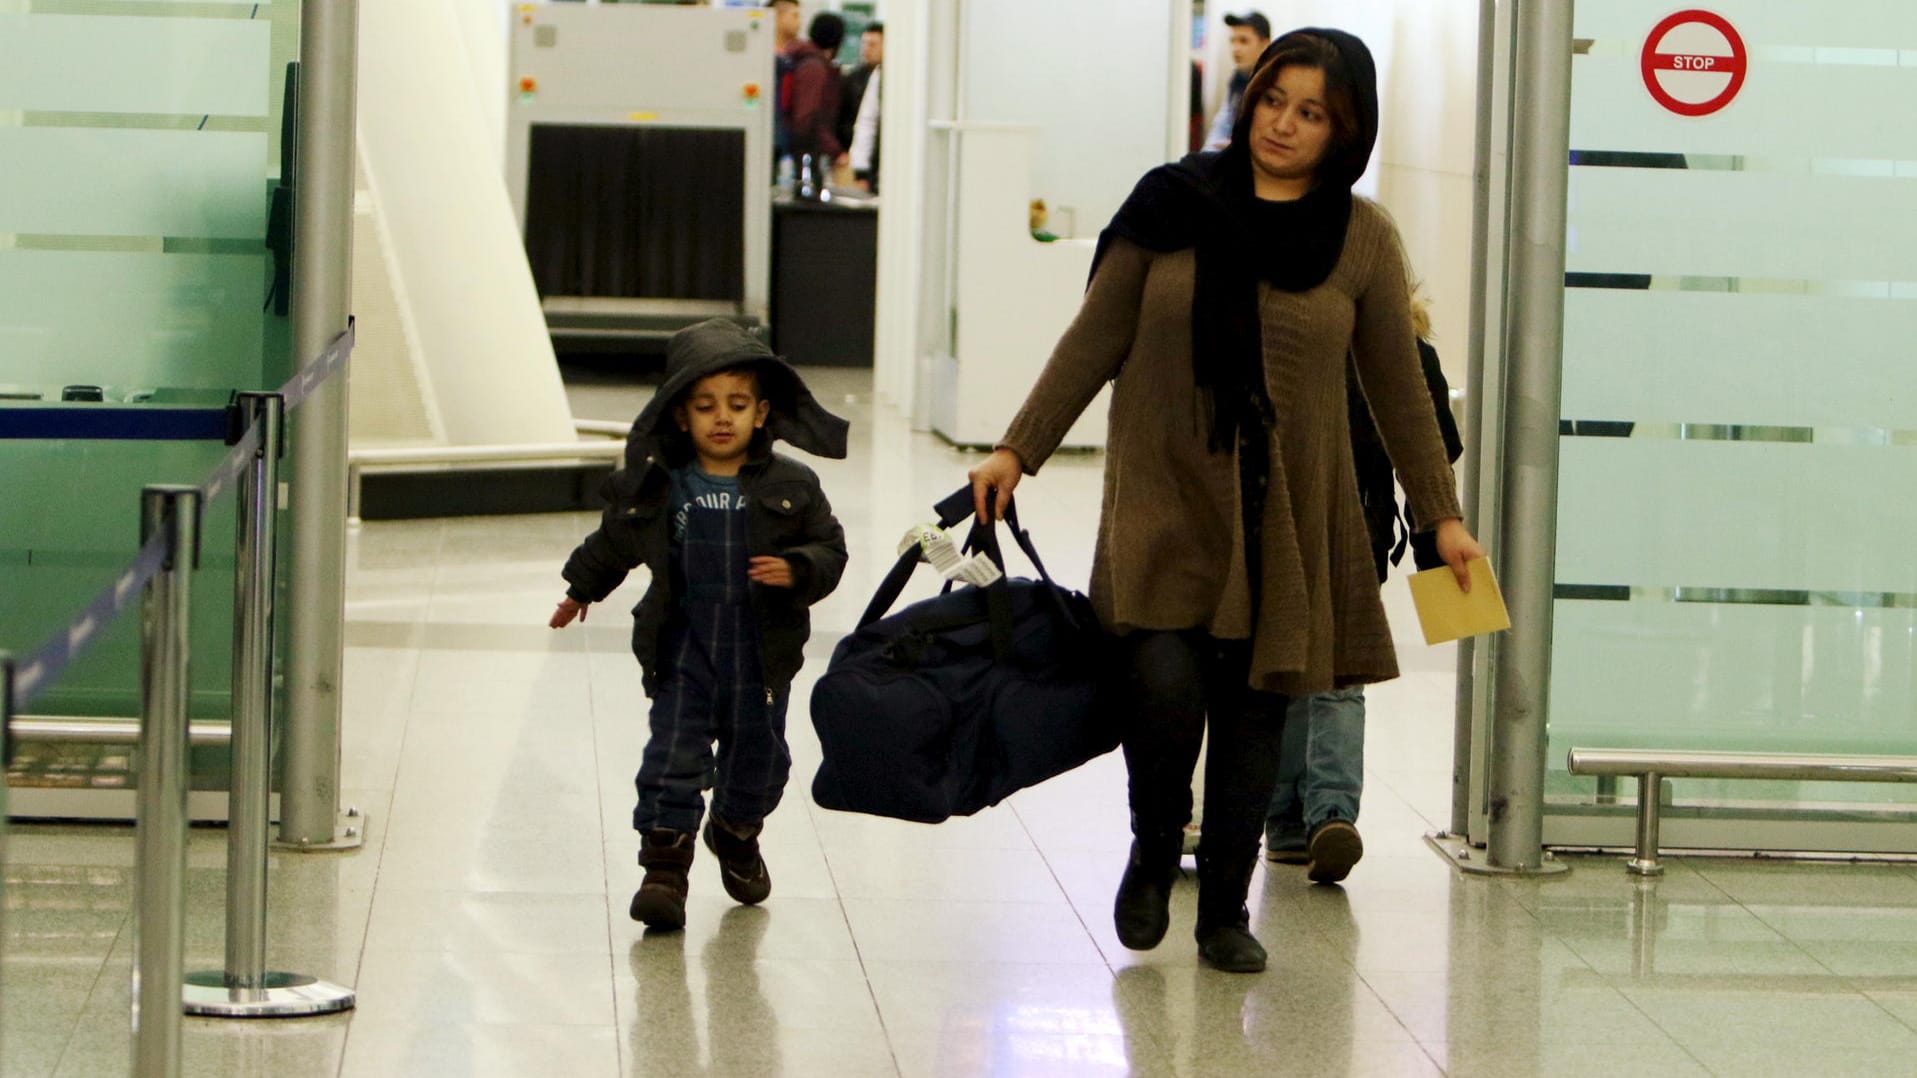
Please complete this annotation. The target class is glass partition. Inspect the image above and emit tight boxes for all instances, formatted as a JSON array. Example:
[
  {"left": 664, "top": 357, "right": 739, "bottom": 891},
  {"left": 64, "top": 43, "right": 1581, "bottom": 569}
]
[
  {"left": 1, "top": 2, "right": 299, "bottom": 807},
  {"left": 1545, "top": 1, "right": 1917, "bottom": 848}
]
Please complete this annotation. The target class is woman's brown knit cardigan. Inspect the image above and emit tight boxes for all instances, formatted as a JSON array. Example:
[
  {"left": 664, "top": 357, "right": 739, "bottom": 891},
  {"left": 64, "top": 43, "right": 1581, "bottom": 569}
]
[{"left": 999, "top": 197, "right": 1462, "bottom": 696}]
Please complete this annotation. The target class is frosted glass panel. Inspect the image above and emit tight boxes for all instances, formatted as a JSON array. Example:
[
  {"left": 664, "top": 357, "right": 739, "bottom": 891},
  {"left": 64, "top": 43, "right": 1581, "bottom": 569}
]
[
  {"left": 0, "top": 440, "right": 241, "bottom": 719},
  {"left": 1557, "top": 439, "right": 1917, "bottom": 593},
  {"left": 1568, "top": 168, "right": 1917, "bottom": 281},
  {"left": 0, "top": 129, "right": 267, "bottom": 238},
  {"left": 1551, "top": 600, "right": 1917, "bottom": 752},
  {"left": 1550, "top": 1, "right": 1917, "bottom": 828},
  {"left": 1572, "top": 57, "right": 1917, "bottom": 160},
  {"left": 0, "top": 251, "right": 265, "bottom": 391},
  {"left": 1576, "top": 2, "right": 1917, "bottom": 44},
  {"left": 0, "top": 15, "right": 270, "bottom": 116},
  {"left": 0, "top": 2, "right": 291, "bottom": 736},
  {"left": 1563, "top": 291, "right": 1917, "bottom": 429}
]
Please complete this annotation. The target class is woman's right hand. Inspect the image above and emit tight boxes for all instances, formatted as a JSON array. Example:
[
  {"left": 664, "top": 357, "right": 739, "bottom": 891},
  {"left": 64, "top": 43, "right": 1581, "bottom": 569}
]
[{"left": 968, "top": 448, "right": 1025, "bottom": 523}]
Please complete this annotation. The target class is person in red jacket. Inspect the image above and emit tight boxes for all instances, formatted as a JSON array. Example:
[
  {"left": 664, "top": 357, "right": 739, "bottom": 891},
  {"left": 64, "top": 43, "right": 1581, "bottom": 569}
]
[{"left": 781, "top": 13, "right": 845, "bottom": 169}]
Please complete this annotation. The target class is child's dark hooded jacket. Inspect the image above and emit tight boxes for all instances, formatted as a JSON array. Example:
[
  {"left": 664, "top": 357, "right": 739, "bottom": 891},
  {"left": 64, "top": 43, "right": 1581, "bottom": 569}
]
[{"left": 561, "top": 319, "right": 850, "bottom": 693}]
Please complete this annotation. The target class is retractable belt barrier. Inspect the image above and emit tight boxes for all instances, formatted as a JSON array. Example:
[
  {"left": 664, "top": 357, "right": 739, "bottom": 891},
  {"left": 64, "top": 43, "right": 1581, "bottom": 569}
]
[
  {"left": 5, "top": 322, "right": 351, "bottom": 718},
  {"left": 1, "top": 320, "right": 358, "bottom": 1078}
]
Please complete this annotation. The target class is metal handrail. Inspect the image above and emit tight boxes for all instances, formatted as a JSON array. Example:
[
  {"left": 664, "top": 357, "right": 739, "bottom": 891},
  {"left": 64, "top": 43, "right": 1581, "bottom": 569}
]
[
  {"left": 1566, "top": 747, "right": 1917, "bottom": 877},
  {"left": 348, "top": 440, "right": 625, "bottom": 466},
  {"left": 344, "top": 428, "right": 626, "bottom": 521},
  {"left": 1568, "top": 748, "right": 1917, "bottom": 784},
  {"left": 11, "top": 716, "right": 232, "bottom": 747},
  {"left": 573, "top": 419, "right": 631, "bottom": 438}
]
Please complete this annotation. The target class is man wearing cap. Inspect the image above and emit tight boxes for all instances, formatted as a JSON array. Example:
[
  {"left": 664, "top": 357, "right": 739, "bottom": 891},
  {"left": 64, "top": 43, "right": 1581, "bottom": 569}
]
[{"left": 1205, "top": 11, "right": 1272, "bottom": 150}]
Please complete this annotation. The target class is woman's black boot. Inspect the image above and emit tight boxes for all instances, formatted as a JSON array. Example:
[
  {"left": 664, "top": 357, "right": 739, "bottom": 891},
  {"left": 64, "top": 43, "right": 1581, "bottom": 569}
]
[
  {"left": 1113, "top": 830, "right": 1183, "bottom": 950},
  {"left": 1194, "top": 847, "right": 1267, "bottom": 973}
]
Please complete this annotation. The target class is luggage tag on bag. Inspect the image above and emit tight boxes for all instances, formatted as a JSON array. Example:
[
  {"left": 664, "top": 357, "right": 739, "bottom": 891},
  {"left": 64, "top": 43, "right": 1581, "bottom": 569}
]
[{"left": 896, "top": 524, "right": 1004, "bottom": 588}]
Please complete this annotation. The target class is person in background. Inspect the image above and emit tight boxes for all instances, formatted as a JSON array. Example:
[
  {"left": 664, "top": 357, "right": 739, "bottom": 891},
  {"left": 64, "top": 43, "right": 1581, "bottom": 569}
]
[
  {"left": 838, "top": 21, "right": 883, "bottom": 163},
  {"left": 782, "top": 12, "right": 846, "bottom": 181},
  {"left": 1265, "top": 289, "right": 1465, "bottom": 885},
  {"left": 769, "top": 0, "right": 802, "bottom": 168},
  {"left": 846, "top": 22, "right": 884, "bottom": 192},
  {"left": 1206, "top": 11, "right": 1272, "bottom": 150}
]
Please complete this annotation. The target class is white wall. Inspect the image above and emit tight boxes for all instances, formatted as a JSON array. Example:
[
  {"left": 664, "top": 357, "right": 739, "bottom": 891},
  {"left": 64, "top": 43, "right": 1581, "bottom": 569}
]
[
  {"left": 1262, "top": 0, "right": 1480, "bottom": 379},
  {"left": 357, "top": 0, "right": 574, "bottom": 447},
  {"left": 873, "top": 0, "right": 1188, "bottom": 429},
  {"left": 456, "top": 1, "right": 510, "bottom": 166},
  {"left": 872, "top": 0, "right": 934, "bottom": 415},
  {"left": 957, "top": 0, "right": 1183, "bottom": 239},
  {"left": 881, "top": 0, "right": 1479, "bottom": 410}
]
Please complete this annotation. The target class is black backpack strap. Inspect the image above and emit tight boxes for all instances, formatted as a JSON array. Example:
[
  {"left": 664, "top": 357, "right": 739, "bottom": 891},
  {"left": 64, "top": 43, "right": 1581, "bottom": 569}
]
[{"left": 1389, "top": 504, "right": 1410, "bottom": 568}]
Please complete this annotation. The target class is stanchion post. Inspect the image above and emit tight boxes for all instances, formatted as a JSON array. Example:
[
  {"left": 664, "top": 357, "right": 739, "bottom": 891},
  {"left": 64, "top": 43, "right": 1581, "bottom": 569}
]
[
  {"left": 1485, "top": 0, "right": 1575, "bottom": 874},
  {"left": 185, "top": 394, "right": 354, "bottom": 1018},
  {"left": 1453, "top": 0, "right": 1502, "bottom": 839},
  {"left": 228, "top": 394, "right": 277, "bottom": 986},
  {"left": 135, "top": 485, "right": 200, "bottom": 1078},
  {"left": 283, "top": 0, "right": 359, "bottom": 848}
]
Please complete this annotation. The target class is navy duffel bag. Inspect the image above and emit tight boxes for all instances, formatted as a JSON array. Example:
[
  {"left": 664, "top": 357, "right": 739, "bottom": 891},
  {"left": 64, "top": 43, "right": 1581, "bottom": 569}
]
[{"left": 809, "top": 487, "right": 1119, "bottom": 823}]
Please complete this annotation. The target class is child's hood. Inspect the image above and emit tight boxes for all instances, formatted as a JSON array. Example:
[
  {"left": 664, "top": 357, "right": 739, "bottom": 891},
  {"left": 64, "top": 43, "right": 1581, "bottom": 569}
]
[{"left": 627, "top": 319, "right": 850, "bottom": 468}]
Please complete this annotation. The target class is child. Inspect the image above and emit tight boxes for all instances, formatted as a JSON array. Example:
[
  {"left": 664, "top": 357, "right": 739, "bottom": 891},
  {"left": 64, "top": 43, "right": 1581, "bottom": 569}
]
[
  {"left": 551, "top": 319, "right": 848, "bottom": 930},
  {"left": 1265, "top": 290, "right": 1463, "bottom": 883}
]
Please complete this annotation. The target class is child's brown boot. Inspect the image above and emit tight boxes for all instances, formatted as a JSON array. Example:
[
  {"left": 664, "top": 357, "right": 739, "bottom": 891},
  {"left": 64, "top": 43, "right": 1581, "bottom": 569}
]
[
  {"left": 630, "top": 828, "right": 696, "bottom": 929},
  {"left": 701, "top": 814, "right": 771, "bottom": 905}
]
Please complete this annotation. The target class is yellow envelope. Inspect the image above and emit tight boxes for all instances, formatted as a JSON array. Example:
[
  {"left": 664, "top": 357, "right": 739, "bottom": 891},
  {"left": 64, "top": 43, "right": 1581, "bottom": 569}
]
[{"left": 1407, "top": 557, "right": 1511, "bottom": 646}]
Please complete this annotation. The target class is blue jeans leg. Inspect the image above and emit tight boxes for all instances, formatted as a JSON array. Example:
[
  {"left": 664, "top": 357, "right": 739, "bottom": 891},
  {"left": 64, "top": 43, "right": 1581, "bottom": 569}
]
[
  {"left": 1301, "top": 685, "right": 1365, "bottom": 830},
  {"left": 1268, "top": 686, "right": 1367, "bottom": 844},
  {"left": 1266, "top": 697, "right": 1311, "bottom": 850}
]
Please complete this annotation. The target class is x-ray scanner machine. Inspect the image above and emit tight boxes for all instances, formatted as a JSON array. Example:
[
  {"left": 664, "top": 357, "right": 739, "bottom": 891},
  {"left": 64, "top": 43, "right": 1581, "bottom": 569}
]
[{"left": 507, "top": 4, "right": 774, "bottom": 346}]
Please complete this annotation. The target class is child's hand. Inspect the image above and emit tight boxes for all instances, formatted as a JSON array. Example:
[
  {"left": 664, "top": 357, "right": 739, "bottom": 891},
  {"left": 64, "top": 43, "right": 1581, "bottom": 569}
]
[
  {"left": 748, "top": 556, "right": 796, "bottom": 588},
  {"left": 550, "top": 597, "right": 589, "bottom": 628}
]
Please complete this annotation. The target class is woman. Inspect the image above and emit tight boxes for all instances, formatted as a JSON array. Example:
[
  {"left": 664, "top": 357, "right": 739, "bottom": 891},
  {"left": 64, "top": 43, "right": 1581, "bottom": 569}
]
[{"left": 967, "top": 29, "right": 1483, "bottom": 973}]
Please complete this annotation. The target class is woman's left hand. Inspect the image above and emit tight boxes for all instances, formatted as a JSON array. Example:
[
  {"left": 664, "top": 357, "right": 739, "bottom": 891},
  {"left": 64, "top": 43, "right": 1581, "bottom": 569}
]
[{"left": 1433, "top": 518, "right": 1486, "bottom": 594}]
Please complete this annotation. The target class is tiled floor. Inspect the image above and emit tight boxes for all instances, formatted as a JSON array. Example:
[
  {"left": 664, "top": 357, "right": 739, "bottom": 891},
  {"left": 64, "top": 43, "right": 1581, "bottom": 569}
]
[{"left": 11, "top": 369, "right": 1917, "bottom": 1076}]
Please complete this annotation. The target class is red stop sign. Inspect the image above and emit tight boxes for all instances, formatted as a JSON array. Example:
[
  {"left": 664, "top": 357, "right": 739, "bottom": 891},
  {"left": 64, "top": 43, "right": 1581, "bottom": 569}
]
[{"left": 1641, "top": 9, "right": 1748, "bottom": 117}]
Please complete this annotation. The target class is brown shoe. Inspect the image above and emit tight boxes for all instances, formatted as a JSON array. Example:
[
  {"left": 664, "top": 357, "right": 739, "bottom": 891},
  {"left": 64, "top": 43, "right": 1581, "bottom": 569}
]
[
  {"left": 630, "top": 829, "right": 695, "bottom": 929},
  {"left": 702, "top": 814, "right": 771, "bottom": 906},
  {"left": 1305, "top": 819, "right": 1363, "bottom": 884}
]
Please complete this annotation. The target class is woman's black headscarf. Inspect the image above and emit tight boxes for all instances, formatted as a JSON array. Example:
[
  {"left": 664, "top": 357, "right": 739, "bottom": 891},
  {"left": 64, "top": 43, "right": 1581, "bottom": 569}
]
[{"left": 1090, "top": 28, "right": 1381, "bottom": 451}]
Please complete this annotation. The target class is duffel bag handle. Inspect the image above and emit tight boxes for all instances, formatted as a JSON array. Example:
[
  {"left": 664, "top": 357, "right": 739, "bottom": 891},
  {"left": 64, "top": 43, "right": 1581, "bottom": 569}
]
[
  {"left": 857, "top": 544, "right": 928, "bottom": 629},
  {"left": 854, "top": 483, "right": 980, "bottom": 628},
  {"left": 945, "top": 488, "right": 1088, "bottom": 637},
  {"left": 856, "top": 538, "right": 1016, "bottom": 657},
  {"left": 855, "top": 486, "right": 1009, "bottom": 630},
  {"left": 932, "top": 487, "right": 1063, "bottom": 592},
  {"left": 857, "top": 486, "right": 1046, "bottom": 630}
]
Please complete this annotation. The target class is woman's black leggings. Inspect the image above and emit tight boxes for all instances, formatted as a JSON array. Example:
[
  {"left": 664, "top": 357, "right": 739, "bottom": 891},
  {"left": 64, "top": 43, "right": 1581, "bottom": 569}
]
[{"left": 1120, "top": 629, "right": 1288, "bottom": 886}]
